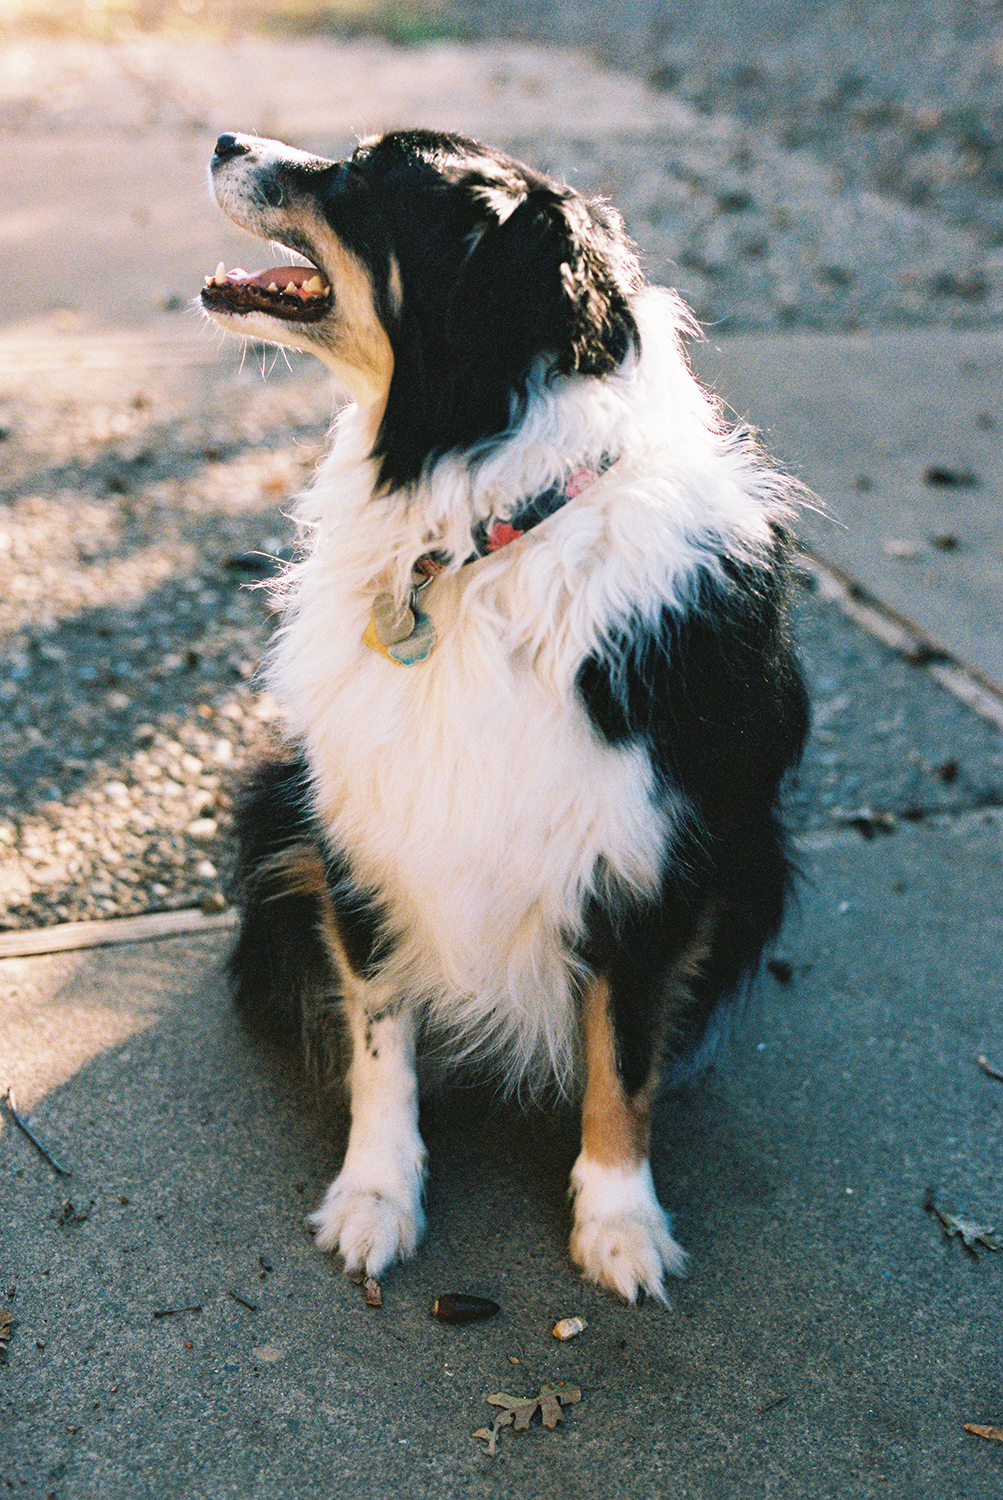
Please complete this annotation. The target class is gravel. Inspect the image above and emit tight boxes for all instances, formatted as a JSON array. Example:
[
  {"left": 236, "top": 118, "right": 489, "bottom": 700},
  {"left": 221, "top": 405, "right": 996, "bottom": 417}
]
[
  {"left": 454, "top": 0, "right": 1003, "bottom": 327},
  {"left": 468, "top": 0, "right": 1003, "bottom": 237},
  {"left": 510, "top": 123, "right": 1003, "bottom": 332},
  {"left": 0, "top": 349, "right": 332, "bottom": 929},
  {"left": 2, "top": 20, "right": 1002, "bottom": 932}
]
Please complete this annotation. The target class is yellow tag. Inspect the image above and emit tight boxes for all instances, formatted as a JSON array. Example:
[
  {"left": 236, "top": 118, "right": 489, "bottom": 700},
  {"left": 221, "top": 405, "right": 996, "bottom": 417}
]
[{"left": 362, "top": 615, "right": 401, "bottom": 663}]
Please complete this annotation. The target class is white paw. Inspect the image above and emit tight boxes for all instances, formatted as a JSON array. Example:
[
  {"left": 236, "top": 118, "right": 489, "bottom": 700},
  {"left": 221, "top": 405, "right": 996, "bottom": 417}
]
[
  {"left": 308, "top": 1146, "right": 426, "bottom": 1277},
  {"left": 569, "top": 1155, "right": 687, "bottom": 1304}
]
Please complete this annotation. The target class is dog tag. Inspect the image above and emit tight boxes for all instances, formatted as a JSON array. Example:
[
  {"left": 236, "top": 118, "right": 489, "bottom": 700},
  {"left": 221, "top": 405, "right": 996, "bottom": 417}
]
[
  {"left": 371, "top": 590, "right": 415, "bottom": 646},
  {"left": 363, "top": 602, "right": 436, "bottom": 665},
  {"left": 388, "top": 607, "right": 436, "bottom": 664}
]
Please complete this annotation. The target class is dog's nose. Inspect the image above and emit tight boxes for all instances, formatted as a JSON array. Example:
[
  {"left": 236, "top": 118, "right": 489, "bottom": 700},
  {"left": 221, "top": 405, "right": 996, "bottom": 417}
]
[{"left": 213, "top": 133, "right": 251, "bottom": 163}]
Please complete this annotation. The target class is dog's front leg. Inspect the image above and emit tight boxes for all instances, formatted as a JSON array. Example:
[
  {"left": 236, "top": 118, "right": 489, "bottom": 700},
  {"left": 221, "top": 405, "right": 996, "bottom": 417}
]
[
  {"left": 308, "top": 967, "right": 426, "bottom": 1279},
  {"left": 569, "top": 974, "right": 687, "bottom": 1303}
]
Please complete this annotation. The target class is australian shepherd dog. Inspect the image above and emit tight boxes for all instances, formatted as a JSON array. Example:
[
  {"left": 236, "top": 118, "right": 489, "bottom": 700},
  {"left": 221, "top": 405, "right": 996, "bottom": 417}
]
[{"left": 202, "top": 127, "right": 809, "bottom": 1303}]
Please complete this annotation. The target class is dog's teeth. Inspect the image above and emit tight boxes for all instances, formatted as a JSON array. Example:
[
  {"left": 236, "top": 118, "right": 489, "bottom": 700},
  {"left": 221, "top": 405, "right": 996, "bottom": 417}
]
[
  {"left": 267, "top": 282, "right": 279, "bottom": 293},
  {"left": 214, "top": 261, "right": 226, "bottom": 284},
  {"left": 301, "top": 275, "right": 326, "bottom": 296}
]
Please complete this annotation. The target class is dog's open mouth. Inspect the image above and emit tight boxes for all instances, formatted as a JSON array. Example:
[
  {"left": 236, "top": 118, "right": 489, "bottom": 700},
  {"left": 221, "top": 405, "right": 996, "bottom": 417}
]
[{"left": 201, "top": 261, "right": 332, "bottom": 323}]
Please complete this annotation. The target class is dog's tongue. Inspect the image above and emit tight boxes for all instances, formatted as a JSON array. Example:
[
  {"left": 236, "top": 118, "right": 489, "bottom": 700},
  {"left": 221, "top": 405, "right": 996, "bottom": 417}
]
[
  {"left": 228, "top": 265, "right": 314, "bottom": 292},
  {"left": 206, "top": 262, "right": 330, "bottom": 297},
  {"left": 202, "top": 260, "right": 332, "bottom": 322}
]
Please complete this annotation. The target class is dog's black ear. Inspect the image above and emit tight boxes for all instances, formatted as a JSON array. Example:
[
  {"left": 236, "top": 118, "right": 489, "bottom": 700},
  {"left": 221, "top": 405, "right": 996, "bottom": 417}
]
[
  {"left": 448, "top": 186, "right": 641, "bottom": 379},
  {"left": 372, "top": 180, "right": 642, "bottom": 490}
]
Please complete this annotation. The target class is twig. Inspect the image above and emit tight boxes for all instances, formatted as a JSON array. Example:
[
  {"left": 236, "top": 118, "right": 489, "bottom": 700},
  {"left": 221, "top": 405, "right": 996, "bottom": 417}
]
[
  {"left": 977, "top": 1054, "right": 1003, "bottom": 1083},
  {"left": 3, "top": 1089, "right": 71, "bottom": 1177},
  {"left": 229, "top": 1290, "right": 258, "bottom": 1311},
  {"left": 0, "top": 906, "right": 236, "bottom": 960},
  {"left": 758, "top": 1395, "right": 790, "bottom": 1415},
  {"left": 152, "top": 1304, "right": 203, "bottom": 1319}
]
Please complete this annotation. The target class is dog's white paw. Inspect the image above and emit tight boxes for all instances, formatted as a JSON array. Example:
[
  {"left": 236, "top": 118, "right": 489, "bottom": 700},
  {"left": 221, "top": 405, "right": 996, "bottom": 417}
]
[
  {"left": 569, "top": 1155, "right": 687, "bottom": 1304},
  {"left": 308, "top": 1146, "right": 426, "bottom": 1277}
]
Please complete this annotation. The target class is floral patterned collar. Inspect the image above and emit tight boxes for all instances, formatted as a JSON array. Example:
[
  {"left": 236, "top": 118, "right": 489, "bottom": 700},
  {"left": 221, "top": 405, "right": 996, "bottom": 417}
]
[{"left": 364, "top": 454, "right": 615, "bottom": 665}]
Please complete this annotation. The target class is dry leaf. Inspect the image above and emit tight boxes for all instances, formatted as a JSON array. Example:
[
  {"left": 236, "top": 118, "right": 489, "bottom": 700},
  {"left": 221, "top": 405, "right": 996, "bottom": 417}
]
[
  {"left": 487, "top": 1393, "right": 537, "bottom": 1430},
  {"left": 476, "top": 1384, "right": 582, "bottom": 1454},
  {"left": 512, "top": 1402, "right": 538, "bottom": 1431},
  {"left": 472, "top": 1409, "right": 513, "bottom": 1456},
  {"left": 543, "top": 1382, "right": 581, "bottom": 1408},
  {"left": 924, "top": 1191, "right": 1001, "bottom": 1256},
  {"left": 362, "top": 1277, "right": 382, "bottom": 1307},
  {"left": 0, "top": 1310, "right": 14, "bottom": 1365},
  {"left": 944, "top": 1215, "right": 1002, "bottom": 1253},
  {"left": 964, "top": 1423, "right": 1003, "bottom": 1444},
  {"left": 538, "top": 1391, "right": 563, "bottom": 1429}
]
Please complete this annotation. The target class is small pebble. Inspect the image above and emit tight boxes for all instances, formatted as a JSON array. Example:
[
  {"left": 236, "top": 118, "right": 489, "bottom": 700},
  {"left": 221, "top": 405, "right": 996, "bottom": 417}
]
[{"left": 552, "top": 1317, "right": 588, "bottom": 1341}]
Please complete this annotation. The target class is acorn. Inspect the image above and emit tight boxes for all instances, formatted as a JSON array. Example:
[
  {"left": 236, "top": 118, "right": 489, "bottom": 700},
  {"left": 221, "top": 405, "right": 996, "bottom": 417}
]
[{"left": 430, "top": 1292, "right": 500, "bottom": 1324}]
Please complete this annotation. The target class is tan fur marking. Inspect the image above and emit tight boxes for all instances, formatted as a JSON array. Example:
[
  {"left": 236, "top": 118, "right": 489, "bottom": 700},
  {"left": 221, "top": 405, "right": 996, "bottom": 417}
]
[
  {"left": 580, "top": 904, "right": 719, "bottom": 1169},
  {"left": 301, "top": 208, "right": 394, "bottom": 404},
  {"left": 259, "top": 842, "right": 368, "bottom": 990},
  {"left": 259, "top": 843, "right": 328, "bottom": 900},
  {"left": 579, "top": 975, "right": 653, "bottom": 1170},
  {"left": 661, "top": 900, "right": 719, "bottom": 1051}
]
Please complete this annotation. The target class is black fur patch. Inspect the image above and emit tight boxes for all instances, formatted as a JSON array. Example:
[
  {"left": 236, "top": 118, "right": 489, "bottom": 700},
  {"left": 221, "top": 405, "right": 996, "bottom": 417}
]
[
  {"left": 226, "top": 756, "right": 325, "bottom": 1050},
  {"left": 323, "top": 847, "right": 395, "bottom": 981},
  {"left": 577, "top": 543, "right": 810, "bottom": 1094},
  {"left": 227, "top": 757, "right": 329, "bottom": 1048},
  {"left": 328, "top": 130, "right": 642, "bottom": 491},
  {"left": 227, "top": 758, "right": 392, "bottom": 1058}
]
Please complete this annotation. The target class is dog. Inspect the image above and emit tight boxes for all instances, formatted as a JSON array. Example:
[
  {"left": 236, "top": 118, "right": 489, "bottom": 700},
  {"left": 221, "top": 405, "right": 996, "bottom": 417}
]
[{"left": 202, "top": 127, "right": 810, "bottom": 1303}]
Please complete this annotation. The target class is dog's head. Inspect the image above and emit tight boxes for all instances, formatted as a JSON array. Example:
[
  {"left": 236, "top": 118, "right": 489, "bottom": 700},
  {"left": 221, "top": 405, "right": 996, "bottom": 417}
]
[{"left": 203, "top": 129, "right": 641, "bottom": 489}]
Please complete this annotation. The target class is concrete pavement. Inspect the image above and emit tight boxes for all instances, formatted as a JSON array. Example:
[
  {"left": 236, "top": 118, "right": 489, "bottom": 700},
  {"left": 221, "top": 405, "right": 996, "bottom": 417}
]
[
  {"left": 693, "top": 331, "right": 1003, "bottom": 690},
  {"left": 2, "top": 811, "right": 1002, "bottom": 1498}
]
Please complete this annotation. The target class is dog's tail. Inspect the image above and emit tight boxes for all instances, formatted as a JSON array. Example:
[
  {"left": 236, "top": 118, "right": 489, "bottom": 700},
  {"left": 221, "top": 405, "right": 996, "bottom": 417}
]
[{"left": 227, "top": 756, "right": 342, "bottom": 1081}]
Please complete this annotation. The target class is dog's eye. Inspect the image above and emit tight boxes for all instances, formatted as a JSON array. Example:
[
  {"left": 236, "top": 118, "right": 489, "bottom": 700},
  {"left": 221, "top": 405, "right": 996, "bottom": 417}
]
[
  {"left": 259, "top": 174, "right": 287, "bottom": 210},
  {"left": 334, "top": 161, "right": 365, "bottom": 192}
]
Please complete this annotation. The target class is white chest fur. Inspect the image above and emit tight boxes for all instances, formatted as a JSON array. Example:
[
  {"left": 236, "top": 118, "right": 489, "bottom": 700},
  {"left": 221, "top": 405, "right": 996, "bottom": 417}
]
[{"left": 270, "top": 528, "right": 673, "bottom": 1089}]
